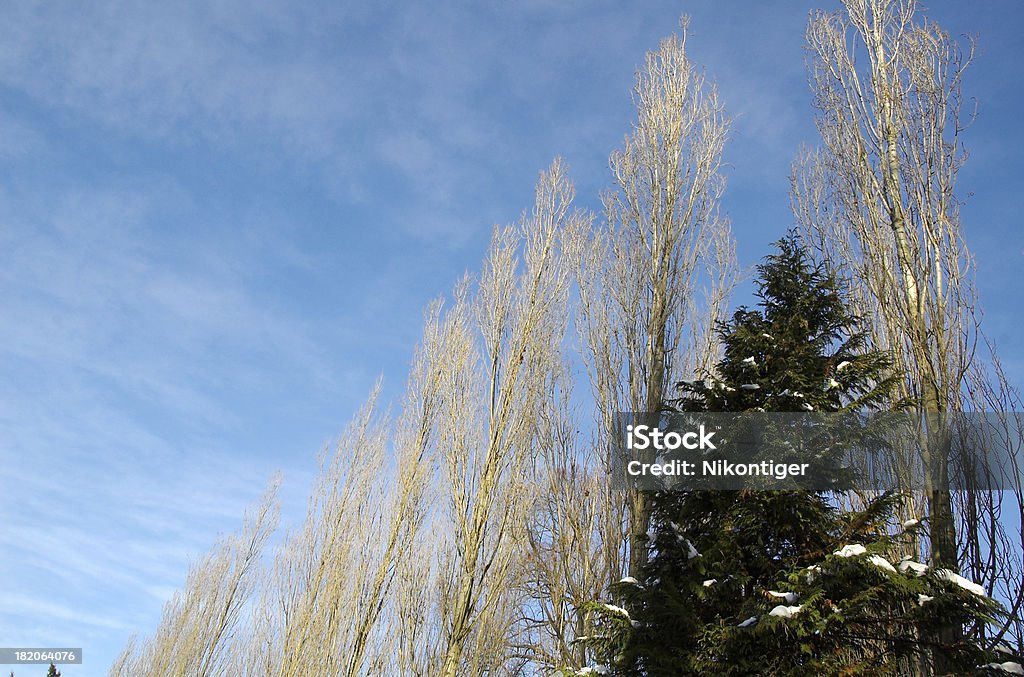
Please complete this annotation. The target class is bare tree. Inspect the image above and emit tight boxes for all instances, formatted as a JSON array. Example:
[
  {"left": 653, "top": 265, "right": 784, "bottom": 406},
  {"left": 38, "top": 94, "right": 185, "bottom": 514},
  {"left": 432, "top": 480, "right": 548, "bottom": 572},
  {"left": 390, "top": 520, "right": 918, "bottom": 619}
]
[
  {"left": 502, "top": 25, "right": 737, "bottom": 674},
  {"left": 574, "top": 16, "right": 736, "bottom": 582},
  {"left": 110, "top": 478, "right": 279, "bottom": 677},
  {"left": 794, "top": 0, "right": 1024, "bottom": 653},
  {"left": 254, "top": 311, "right": 455, "bottom": 676},
  {"left": 267, "top": 384, "right": 394, "bottom": 676},
  {"left": 432, "top": 159, "right": 579, "bottom": 677},
  {"left": 800, "top": 0, "right": 970, "bottom": 568},
  {"left": 514, "top": 365, "right": 625, "bottom": 673},
  {"left": 260, "top": 293, "right": 456, "bottom": 677}
]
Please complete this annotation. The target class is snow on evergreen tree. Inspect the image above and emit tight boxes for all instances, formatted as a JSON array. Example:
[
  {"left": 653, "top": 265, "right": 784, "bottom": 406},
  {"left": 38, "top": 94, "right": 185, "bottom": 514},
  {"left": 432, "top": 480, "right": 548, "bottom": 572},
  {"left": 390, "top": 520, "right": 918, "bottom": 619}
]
[{"left": 583, "top": 233, "right": 1008, "bottom": 675}]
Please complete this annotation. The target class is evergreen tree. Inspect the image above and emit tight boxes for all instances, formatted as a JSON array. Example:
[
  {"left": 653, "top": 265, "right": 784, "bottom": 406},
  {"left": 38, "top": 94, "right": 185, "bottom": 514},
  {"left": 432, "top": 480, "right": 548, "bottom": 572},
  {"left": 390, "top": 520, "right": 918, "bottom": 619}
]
[
  {"left": 584, "top": 234, "right": 1006, "bottom": 675},
  {"left": 45, "top": 665, "right": 60, "bottom": 677}
]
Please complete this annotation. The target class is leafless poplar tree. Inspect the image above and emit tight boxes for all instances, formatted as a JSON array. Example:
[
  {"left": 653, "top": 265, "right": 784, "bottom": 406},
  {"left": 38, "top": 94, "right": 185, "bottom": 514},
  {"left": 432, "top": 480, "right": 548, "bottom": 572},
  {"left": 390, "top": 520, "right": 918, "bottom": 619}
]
[
  {"left": 266, "top": 385, "right": 397, "bottom": 676},
  {"left": 513, "top": 364, "right": 625, "bottom": 673},
  {"left": 110, "top": 479, "right": 280, "bottom": 677},
  {"left": 574, "top": 17, "right": 736, "bottom": 582},
  {"left": 431, "top": 159, "right": 579, "bottom": 677},
  {"left": 264, "top": 340, "right": 448, "bottom": 677},
  {"left": 794, "top": 0, "right": 1024, "bottom": 650}
]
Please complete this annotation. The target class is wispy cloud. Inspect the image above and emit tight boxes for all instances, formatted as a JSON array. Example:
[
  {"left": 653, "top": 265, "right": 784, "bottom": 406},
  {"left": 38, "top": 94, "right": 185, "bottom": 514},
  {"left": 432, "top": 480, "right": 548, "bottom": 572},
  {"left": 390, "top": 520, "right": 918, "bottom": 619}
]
[{"left": 0, "top": 170, "right": 345, "bottom": 673}]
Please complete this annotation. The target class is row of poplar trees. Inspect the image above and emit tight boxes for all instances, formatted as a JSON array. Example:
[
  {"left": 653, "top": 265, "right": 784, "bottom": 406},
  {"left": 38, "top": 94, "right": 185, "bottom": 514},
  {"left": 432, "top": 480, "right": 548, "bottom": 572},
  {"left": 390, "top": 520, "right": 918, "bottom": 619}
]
[{"left": 112, "top": 1, "right": 1023, "bottom": 675}]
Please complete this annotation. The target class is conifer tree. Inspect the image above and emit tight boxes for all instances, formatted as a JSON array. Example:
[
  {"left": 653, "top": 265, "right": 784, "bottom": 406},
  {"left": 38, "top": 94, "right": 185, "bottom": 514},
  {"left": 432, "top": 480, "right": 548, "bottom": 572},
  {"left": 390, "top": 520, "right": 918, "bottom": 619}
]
[{"left": 583, "top": 233, "right": 1007, "bottom": 675}]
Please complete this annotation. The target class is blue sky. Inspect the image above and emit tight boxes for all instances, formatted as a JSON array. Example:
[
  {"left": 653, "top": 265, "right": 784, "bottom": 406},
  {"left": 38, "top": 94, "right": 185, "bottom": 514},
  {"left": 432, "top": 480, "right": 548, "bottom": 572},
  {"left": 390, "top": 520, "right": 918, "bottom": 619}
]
[{"left": 1, "top": 2, "right": 1021, "bottom": 674}]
